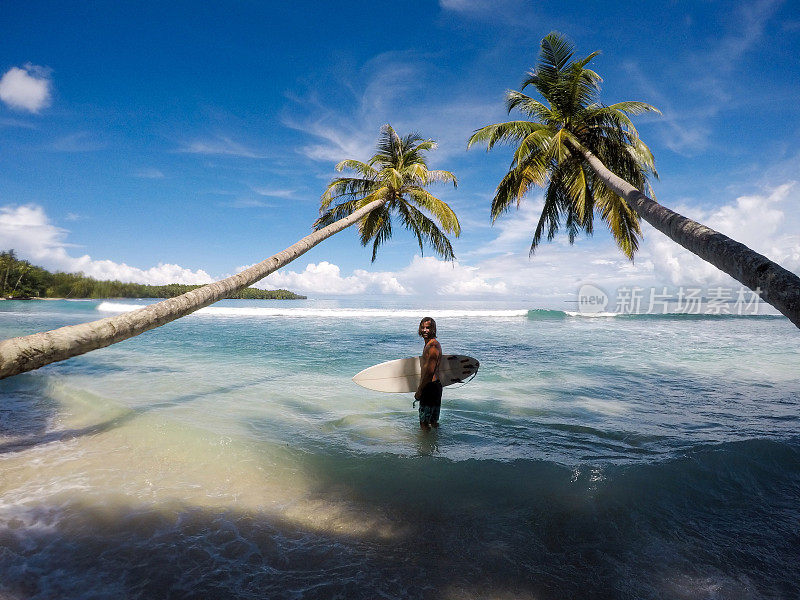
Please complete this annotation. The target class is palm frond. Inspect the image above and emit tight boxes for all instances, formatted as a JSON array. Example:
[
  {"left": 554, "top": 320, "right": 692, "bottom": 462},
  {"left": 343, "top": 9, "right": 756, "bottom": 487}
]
[
  {"left": 320, "top": 124, "right": 461, "bottom": 261},
  {"left": 406, "top": 188, "right": 461, "bottom": 235},
  {"left": 359, "top": 205, "right": 393, "bottom": 262},
  {"left": 605, "top": 101, "right": 661, "bottom": 116},
  {"left": 593, "top": 185, "right": 642, "bottom": 259},
  {"left": 523, "top": 31, "right": 575, "bottom": 96},
  {"left": 315, "top": 189, "right": 387, "bottom": 230},
  {"left": 470, "top": 30, "right": 660, "bottom": 261},
  {"left": 511, "top": 129, "right": 551, "bottom": 169},
  {"left": 321, "top": 177, "right": 382, "bottom": 208},
  {"left": 530, "top": 180, "right": 565, "bottom": 254},
  {"left": 424, "top": 169, "right": 458, "bottom": 186},
  {"left": 396, "top": 202, "right": 456, "bottom": 261},
  {"left": 335, "top": 159, "right": 376, "bottom": 177},
  {"left": 383, "top": 167, "right": 404, "bottom": 190},
  {"left": 467, "top": 121, "right": 546, "bottom": 151},
  {"left": 559, "top": 61, "right": 601, "bottom": 115},
  {"left": 489, "top": 159, "right": 546, "bottom": 222},
  {"left": 559, "top": 160, "right": 589, "bottom": 223},
  {"left": 505, "top": 91, "right": 555, "bottom": 122}
]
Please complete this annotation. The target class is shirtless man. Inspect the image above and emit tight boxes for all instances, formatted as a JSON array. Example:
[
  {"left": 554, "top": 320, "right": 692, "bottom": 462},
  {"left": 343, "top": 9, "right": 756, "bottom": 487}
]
[{"left": 414, "top": 317, "right": 443, "bottom": 430}]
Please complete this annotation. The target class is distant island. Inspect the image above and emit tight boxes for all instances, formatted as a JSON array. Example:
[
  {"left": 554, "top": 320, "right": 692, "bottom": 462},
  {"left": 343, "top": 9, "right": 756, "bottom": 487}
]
[{"left": 0, "top": 250, "right": 306, "bottom": 300}]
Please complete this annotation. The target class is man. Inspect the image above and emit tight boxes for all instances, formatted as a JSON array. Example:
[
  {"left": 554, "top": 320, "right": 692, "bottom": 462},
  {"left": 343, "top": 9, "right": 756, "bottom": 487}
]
[{"left": 414, "top": 316, "right": 443, "bottom": 430}]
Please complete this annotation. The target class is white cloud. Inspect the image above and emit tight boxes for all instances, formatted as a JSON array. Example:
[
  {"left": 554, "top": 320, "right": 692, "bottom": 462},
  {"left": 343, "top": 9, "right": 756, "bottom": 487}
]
[
  {"left": 0, "top": 204, "right": 214, "bottom": 285},
  {"left": 5, "top": 181, "right": 797, "bottom": 301},
  {"left": 178, "top": 135, "right": 266, "bottom": 158},
  {"left": 438, "top": 0, "right": 535, "bottom": 25},
  {"left": 283, "top": 52, "right": 501, "bottom": 164},
  {"left": 251, "top": 187, "right": 295, "bottom": 198},
  {"left": 644, "top": 182, "right": 800, "bottom": 286},
  {"left": 250, "top": 179, "right": 800, "bottom": 303},
  {"left": 283, "top": 112, "right": 377, "bottom": 163},
  {"left": 462, "top": 181, "right": 800, "bottom": 300},
  {"left": 252, "top": 255, "right": 506, "bottom": 297},
  {"left": 466, "top": 237, "right": 656, "bottom": 303},
  {"left": 622, "top": 61, "right": 713, "bottom": 154},
  {"left": 0, "top": 116, "right": 38, "bottom": 129},
  {"left": 468, "top": 197, "right": 544, "bottom": 256},
  {"left": 0, "top": 64, "right": 52, "bottom": 113},
  {"left": 225, "top": 198, "right": 273, "bottom": 208},
  {"left": 134, "top": 168, "right": 165, "bottom": 179},
  {"left": 399, "top": 255, "right": 507, "bottom": 295},
  {"left": 47, "top": 131, "right": 105, "bottom": 152},
  {"left": 439, "top": 0, "right": 485, "bottom": 10},
  {"left": 257, "top": 261, "right": 407, "bottom": 295}
]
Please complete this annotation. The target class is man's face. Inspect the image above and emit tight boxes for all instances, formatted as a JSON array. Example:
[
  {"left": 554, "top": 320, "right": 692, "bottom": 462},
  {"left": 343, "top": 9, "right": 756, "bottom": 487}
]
[{"left": 420, "top": 320, "right": 433, "bottom": 340}]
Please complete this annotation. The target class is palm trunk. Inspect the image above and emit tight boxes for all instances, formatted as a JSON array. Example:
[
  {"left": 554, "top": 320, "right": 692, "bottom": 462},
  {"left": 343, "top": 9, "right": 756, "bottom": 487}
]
[
  {"left": 0, "top": 198, "right": 388, "bottom": 379},
  {"left": 2, "top": 263, "right": 9, "bottom": 297},
  {"left": 569, "top": 139, "right": 800, "bottom": 328},
  {"left": 10, "top": 267, "right": 28, "bottom": 298}
]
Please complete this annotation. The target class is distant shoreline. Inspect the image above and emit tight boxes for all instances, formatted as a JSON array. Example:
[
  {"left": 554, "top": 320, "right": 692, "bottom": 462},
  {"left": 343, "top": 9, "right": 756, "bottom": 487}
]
[
  {"left": 2, "top": 294, "right": 306, "bottom": 301},
  {"left": 1, "top": 251, "right": 306, "bottom": 300}
]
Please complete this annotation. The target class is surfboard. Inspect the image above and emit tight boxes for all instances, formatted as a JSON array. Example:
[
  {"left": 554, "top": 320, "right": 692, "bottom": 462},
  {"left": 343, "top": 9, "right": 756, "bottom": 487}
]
[{"left": 352, "top": 355, "right": 480, "bottom": 393}]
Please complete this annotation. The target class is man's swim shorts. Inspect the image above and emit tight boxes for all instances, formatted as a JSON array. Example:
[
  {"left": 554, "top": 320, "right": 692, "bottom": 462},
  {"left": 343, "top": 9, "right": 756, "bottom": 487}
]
[{"left": 418, "top": 381, "right": 443, "bottom": 425}]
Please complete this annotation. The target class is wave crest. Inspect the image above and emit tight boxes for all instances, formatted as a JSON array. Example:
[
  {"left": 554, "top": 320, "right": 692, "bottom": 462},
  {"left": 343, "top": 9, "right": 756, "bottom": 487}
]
[{"left": 95, "top": 302, "right": 529, "bottom": 318}]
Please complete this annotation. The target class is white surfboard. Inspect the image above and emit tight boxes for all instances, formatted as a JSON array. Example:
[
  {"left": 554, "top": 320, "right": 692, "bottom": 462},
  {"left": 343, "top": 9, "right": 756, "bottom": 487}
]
[{"left": 352, "top": 355, "right": 480, "bottom": 393}]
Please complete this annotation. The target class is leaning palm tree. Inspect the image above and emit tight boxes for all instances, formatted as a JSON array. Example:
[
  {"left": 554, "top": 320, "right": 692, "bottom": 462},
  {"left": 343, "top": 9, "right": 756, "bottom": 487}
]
[
  {"left": 468, "top": 32, "right": 800, "bottom": 328},
  {"left": 0, "top": 125, "right": 459, "bottom": 379},
  {"left": 316, "top": 124, "right": 460, "bottom": 261}
]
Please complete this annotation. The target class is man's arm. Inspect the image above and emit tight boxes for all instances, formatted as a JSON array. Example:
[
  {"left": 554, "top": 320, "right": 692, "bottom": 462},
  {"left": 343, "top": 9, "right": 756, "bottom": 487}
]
[{"left": 415, "top": 341, "right": 441, "bottom": 400}]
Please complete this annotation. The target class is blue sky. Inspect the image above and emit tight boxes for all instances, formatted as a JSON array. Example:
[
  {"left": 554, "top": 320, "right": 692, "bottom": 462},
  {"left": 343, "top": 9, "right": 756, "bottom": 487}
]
[{"left": 2, "top": 0, "right": 799, "bottom": 303}]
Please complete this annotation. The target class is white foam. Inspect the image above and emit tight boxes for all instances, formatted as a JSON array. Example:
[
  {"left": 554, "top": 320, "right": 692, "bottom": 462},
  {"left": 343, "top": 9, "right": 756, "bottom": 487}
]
[
  {"left": 96, "top": 302, "right": 528, "bottom": 318},
  {"left": 564, "top": 311, "right": 619, "bottom": 318}
]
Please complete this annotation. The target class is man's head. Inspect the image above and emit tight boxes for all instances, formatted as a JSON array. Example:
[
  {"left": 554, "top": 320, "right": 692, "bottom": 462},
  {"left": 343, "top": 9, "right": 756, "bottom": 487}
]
[{"left": 418, "top": 317, "right": 437, "bottom": 340}]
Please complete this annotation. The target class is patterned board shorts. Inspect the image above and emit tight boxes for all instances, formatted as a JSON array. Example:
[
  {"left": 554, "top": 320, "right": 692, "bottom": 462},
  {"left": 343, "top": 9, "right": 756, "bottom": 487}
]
[{"left": 419, "top": 403, "right": 441, "bottom": 425}]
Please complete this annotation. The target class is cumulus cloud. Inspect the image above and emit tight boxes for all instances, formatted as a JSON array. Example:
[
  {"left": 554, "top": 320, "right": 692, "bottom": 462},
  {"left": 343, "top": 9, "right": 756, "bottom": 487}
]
[
  {"left": 460, "top": 181, "right": 800, "bottom": 301},
  {"left": 5, "top": 181, "right": 797, "bottom": 301},
  {"left": 398, "top": 256, "right": 507, "bottom": 295},
  {"left": 251, "top": 255, "right": 506, "bottom": 297},
  {"left": 644, "top": 182, "right": 800, "bottom": 286},
  {"left": 0, "top": 64, "right": 52, "bottom": 113},
  {"left": 0, "top": 204, "right": 214, "bottom": 285},
  {"left": 255, "top": 261, "right": 407, "bottom": 295}
]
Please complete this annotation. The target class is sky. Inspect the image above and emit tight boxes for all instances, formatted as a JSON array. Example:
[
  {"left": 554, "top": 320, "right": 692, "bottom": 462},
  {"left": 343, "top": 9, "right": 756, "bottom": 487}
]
[{"left": 1, "top": 0, "right": 799, "bottom": 306}]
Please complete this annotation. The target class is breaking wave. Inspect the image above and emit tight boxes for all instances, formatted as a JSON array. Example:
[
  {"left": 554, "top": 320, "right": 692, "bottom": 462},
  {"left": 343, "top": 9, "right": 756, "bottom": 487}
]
[{"left": 95, "top": 302, "right": 530, "bottom": 318}]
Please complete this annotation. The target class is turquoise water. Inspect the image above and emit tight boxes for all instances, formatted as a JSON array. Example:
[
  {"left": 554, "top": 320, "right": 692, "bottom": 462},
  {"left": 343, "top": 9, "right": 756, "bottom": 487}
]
[{"left": 1, "top": 298, "right": 799, "bottom": 599}]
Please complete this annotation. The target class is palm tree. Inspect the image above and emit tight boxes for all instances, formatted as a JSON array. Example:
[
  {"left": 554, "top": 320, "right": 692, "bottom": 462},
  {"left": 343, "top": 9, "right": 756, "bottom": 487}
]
[
  {"left": 316, "top": 124, "right": 460, "bottom": 261},
  {"left": 0, "top": 125, "right": 459, "bottom": 379},
  {"left": 468, "top": 32, "right": 800, "bottom": 328}
]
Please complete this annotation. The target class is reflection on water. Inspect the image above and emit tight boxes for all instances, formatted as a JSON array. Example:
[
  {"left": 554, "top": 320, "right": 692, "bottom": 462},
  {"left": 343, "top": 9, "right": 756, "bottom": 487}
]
[
  {"left": 1, "top": 300, "right": 799, "bottom": 598},
  {"left": 415, "top": 427, "right": 440, "bottom": 456}
]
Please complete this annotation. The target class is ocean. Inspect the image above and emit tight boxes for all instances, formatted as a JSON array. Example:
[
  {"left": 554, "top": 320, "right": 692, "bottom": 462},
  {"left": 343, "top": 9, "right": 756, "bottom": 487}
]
[{"left": 1, "top": 298, "right": 798, "bottom": 599}]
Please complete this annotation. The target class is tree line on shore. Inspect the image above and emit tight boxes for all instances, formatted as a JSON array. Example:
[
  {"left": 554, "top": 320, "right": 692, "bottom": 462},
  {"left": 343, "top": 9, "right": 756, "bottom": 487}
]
[{"left": 0, "top": 250, "right": 305, "bottom": 300}]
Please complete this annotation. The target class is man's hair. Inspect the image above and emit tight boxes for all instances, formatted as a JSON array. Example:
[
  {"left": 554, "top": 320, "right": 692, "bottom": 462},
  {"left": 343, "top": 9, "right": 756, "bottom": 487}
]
[{"left": 418, "top": 316, "right": 437, "bottom": 338}]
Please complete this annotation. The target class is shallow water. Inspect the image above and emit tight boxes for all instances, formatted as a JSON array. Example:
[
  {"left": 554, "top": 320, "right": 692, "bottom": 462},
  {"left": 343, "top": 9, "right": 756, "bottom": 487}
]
[{"left": 1, "top": 299, "right": 799, "bottom": 599}]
